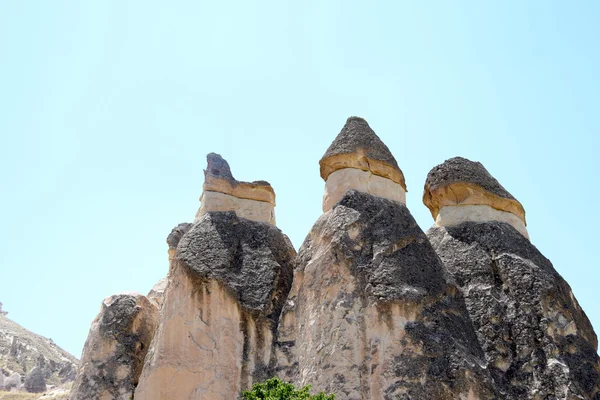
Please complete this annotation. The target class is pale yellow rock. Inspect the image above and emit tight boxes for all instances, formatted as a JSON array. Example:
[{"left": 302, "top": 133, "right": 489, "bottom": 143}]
[
  {"left": 436, "top": 204, "right": 529, "bottom": 238},
  {"left": 322, "top": 168, "right": 406, "bottom": 212},
  {"left": 134, "top": 260, "right": 275, "bottom": 400},
  {"left": 196, "top": 190, "right": 275, "bottom": 225},
  {"left": 203, "top": 173, "right": 275, "bottom": 205},
  {"left": 423, "top": 182, "right": 526, "bottom": 225},
  {"left": 320, "top": 151, "right": 407, "bottom": 190}
]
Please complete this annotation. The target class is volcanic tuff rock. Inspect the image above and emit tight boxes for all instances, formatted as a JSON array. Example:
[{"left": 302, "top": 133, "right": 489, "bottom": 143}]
[
  {"left": 423, "top": 157, "right": 528, "bottom": 238},
  {"left": 276, "top": 121, "right": 498, "bottom": 399},
  {"left": 195, "top": 152, "right": 276, "bottom": 225},
  {"left": 320, "top": 117, "right": 407, "bottom": 211},
  {"left": 425, "top": 157, "right": 600, "bottom": 399},
  {"left": 0, "top": 311, "right": 78, "bottom": 390},
  {"left": 134, "top": 156, "right": 296, "bottom": 400},
  {"left": 69, "top": 293, "right": 158, "bottom": 400}
]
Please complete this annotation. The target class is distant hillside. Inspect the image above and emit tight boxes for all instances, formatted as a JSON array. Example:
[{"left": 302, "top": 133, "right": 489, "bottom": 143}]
[{"left": 0, "top": 306, "right": 78, "bottom": 390}]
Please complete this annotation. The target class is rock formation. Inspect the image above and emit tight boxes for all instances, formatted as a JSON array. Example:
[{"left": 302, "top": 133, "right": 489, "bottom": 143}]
[
  {"left": 70, "top": 117, "right": 600, "bottom": 400},
  {"left": 423, "top": 157, "right": 528, "bottom": 238},
  {"left": 320, "top": 117, "right": 407, "bottom": 212},
  {"left": 276, "top": 118, "right": 498, "bottom": 399},
  {"left": 4, "top": 372, "right": 21, "bottom": 391},
  {"left": 24, "top": 366, "right": 46, "bottom": 393},
  {"left": 195, "top": 152, "right": 276, "bottom": 225},
  {"left": 69, "top": 292, "right": 158, "bottom": 400},
  {"left": 133, "top": 155, "right": 296, "bottom": 400},
  {"left": 425, "top": 157, "right": 600, "bottom": 399}
]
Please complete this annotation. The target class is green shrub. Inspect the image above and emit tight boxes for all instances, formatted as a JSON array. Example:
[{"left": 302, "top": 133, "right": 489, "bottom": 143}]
[{"left": 242, "top": 377, "right": 335, "bottom": 400}]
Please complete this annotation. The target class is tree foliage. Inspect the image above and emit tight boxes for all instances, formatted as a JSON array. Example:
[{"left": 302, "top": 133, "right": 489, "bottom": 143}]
[{"left": 242, "top": 377, "right": 335, "bottom": 400}]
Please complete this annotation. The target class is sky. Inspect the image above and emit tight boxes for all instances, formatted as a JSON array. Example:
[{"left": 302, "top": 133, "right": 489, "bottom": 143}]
[{"left": 0, "top": 1, "right": 598, "bottom": 358}]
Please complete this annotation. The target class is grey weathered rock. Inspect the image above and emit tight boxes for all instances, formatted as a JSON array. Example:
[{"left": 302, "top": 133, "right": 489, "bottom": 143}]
[
  {"left": 277, "top": 190, "right": 498, "bottom": 399},
  {"left": 70, "top": 293, "right": 158, "bottom": 400},
  {"left": 427, "top": 222, "right": 600, "bottom": 399},
  {"left": 24, "top": 366, "right": 46, "bottom": 393},
  {"left": 4, "top": 372, "right": 21, "bottom": 391},
  {"left": 0, "top": 370, "right": 5, "bottom": 390},
  {"left": 424, "top": 158, "right": 600, "bottom": 399},
  {"left": 425, "top": 156, "right": 516, "bottom": 201},
  {"left": 134, "top": 213, "right": 296, "bottom": 399}
]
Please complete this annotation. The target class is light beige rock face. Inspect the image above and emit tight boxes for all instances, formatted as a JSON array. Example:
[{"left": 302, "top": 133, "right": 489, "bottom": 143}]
[
  {"left": 436, "top": 204, "right": 529, "bottom": 238},
  {"left": 323, "top": 168, "right": 406, "bottom": 212},
  {"left": 196, "top": 190, "right": 275, "bottom": 225},
  {"left": 195, "top": 153, "right": 276, "bottom": 225},
  {"left": 276, "top": 190, "right": 498, "bottom": 399},
  {"left": 147, "top": 277, "right": 167, "bottom": 308},
  {"left": 70, "top": 292, "right": 158, "bottom": 400},
  {"left": 135, "top": 214, "right": 295, "bottom": 400}
]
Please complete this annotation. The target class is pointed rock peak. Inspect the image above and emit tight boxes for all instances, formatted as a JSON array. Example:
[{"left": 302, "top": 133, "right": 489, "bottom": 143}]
[
  {"left": 319, "top": 117, "right": 407, "bottom": 191},
  {"left": 423, "top": 156, "right": 527, "bottom": 236},
  {"left": 198, "top": 153, "right": 276, "bottom": 225}
]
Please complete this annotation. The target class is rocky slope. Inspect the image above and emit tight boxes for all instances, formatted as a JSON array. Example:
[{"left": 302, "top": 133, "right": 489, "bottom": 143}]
[{"left": 0, "top": 308, "right": 78, "bottom": 393}]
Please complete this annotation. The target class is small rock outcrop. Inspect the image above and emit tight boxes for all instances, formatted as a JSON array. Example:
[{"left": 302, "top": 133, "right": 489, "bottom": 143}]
[
  {"left": 4, "top": 372, "right": 21, "bottom": 391},
  {"left": 24, "top": 366, "right": 46, "bottom": 393},
  {"left": 319, "top": 117, "right": 407, "bottom": 212},
  {"left": 425, "top": 157, "right": 600, "bottom": 399},
  {"left": 195, "top": 152, "right": 276, "bottom": 225},
  {"left": 69, "top": 293, "right": 158, "bottom": 400},
  {"left": 276, "top": 120, "right": 497, "bottom": 399},
  {"left": 134, "top": 155, "right": 296, "bottom": 400}
]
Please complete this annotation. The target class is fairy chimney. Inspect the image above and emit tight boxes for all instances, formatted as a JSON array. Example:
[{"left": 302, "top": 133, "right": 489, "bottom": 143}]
[
  {"left": 195, "top": 153, "right": 276, "bottom": 225},
  {"left": 423, "top": 156, "right": 528, "bottom": 238},
  {"left": 319, "top": 117, "right": 407, "bottom": 212}
]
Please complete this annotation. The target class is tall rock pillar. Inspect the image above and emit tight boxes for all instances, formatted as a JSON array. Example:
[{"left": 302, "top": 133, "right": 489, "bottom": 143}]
[
  {"left": 277, "top": 117, "right": 497, "bottom": 399},
  {"left": 424, "top": 157, "right": 600, "bottom": 399},
  {"left": 134, "top": 154, "right": 295, "bottom": 400}
]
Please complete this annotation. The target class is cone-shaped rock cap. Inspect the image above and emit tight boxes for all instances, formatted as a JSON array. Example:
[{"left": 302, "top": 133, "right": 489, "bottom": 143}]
[
  {"left": 203, "top": 153, "right": 275, "bottom": 205},
  {"left": 423, "top": 157, "right": 526, "bottom": 224},
  {"left": 319, "top": 117, "right": 407, "bottom": 190}
]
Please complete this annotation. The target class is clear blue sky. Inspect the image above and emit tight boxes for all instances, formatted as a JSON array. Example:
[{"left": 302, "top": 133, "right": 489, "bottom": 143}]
[{"left": 1, "top": 2, "right": 598, "bottom": 357}]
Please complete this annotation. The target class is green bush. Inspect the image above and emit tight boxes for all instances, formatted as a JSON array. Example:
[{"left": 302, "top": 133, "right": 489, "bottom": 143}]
[{"left": 242, "top": 377, "right": 335, "bottom": 400}]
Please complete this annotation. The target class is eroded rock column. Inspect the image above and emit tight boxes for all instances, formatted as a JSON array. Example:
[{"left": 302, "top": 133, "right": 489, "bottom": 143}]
[
  {"left": 424, "top": 157, "right": 600, "bottom": 399},
  {"left": 277, "top": 118, "right": 497, "bottom": 399},
  {"left": 134, "top": 154, "right": 295, "bottom": 400}
]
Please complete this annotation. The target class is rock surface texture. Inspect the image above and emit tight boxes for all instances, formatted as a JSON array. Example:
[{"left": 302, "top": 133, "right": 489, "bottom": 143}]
[
  {"left": 320, "top": 117, "right": 407, "bottom": 211},
  {"left": 425, "top": 158, "right": 600, "bottom": 399},
  {"left": 423, "top": 157, "right": 528, "bottom": 238},
  {"left": 69, "top": 293, "right": 158, "bottom": 400},
  {"left": 134, "top": 212, "right": 296, "bottom": 399},
  {"left": 196, "top": 153, "right": 276, "bottom": 225}
]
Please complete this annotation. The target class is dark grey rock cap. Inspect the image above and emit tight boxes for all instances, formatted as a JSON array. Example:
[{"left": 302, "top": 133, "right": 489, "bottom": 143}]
[
  {"left": 425, "top": 157, "right": 516, "bottom": 200},
  {"left": 321, "top": 117, "right": 399, "bottom": 169}
]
